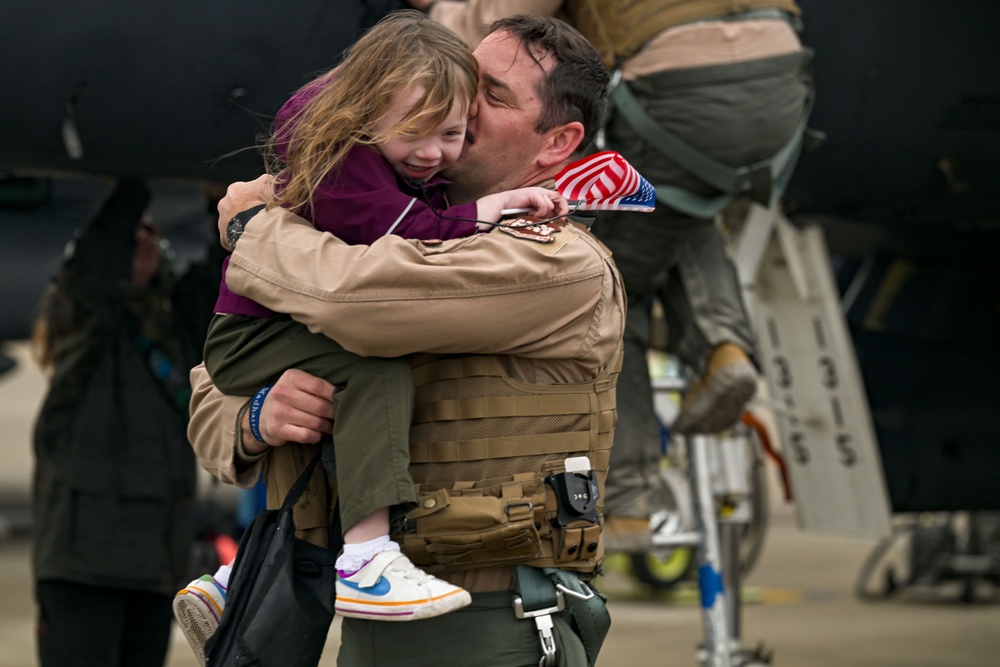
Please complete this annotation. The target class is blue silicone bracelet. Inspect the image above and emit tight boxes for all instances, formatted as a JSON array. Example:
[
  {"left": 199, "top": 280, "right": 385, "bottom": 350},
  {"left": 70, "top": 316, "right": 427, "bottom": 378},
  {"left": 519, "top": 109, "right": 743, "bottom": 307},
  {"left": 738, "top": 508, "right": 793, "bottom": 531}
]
[{"left": 248, "top": 383, "right": 274, "bottom": 443}]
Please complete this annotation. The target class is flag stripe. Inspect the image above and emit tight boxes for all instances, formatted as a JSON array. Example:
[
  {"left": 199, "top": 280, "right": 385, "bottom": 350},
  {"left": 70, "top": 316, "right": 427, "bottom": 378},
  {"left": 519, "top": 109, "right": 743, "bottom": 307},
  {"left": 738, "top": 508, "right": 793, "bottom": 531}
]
[{"left": 555, "top": 151, "right": 655, "bottom": 212}]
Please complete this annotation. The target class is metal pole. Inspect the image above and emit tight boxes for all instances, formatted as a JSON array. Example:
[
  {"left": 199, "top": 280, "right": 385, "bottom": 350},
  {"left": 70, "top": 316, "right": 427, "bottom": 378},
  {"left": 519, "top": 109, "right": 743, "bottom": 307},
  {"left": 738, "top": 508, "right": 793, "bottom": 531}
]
[
  {"left": 720, "top": 522, "right": 742, "bottom": 641},
  {"left": 689, "top": 434, "right": 732, "bottom": 667}
]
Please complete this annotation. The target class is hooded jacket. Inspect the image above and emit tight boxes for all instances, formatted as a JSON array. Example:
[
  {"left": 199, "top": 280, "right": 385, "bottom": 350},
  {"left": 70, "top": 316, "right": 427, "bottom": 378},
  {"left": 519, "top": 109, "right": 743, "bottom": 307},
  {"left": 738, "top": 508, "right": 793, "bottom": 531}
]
[{"left": 33, "top": 181, "right": 217, "bottom": 594}]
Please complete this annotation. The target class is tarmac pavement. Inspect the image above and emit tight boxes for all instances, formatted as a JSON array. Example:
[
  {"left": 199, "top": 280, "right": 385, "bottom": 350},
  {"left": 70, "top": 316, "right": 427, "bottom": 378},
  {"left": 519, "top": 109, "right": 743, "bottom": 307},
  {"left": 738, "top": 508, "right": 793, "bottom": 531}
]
[
  {"left": 2, "top": 341, "right": 999, "bottom": 666},
  {"left": 3, "top": 506, "right": 999, "bottom": 666}
]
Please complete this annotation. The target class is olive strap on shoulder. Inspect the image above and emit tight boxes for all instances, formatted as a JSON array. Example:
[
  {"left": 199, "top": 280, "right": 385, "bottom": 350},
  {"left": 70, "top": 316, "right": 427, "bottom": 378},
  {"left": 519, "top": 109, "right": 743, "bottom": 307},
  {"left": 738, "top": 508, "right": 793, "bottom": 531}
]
[{"left": 608, "top": 49, "right": 821, "bottom": 218}]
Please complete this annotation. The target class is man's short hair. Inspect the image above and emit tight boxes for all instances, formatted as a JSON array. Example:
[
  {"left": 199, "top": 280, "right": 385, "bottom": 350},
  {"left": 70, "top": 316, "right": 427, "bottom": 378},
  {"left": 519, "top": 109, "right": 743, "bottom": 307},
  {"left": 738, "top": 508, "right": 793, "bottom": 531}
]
[{"left": 488, "top": 15, "right": 609, "bottom": 151}]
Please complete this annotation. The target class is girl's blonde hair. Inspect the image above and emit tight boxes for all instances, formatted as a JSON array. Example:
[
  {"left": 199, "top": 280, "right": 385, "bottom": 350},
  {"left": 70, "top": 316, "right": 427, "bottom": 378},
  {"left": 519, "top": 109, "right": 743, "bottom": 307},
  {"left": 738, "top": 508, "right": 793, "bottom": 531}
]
[{"left": 266, "top": 10, "right": 478, "bottom": 216}]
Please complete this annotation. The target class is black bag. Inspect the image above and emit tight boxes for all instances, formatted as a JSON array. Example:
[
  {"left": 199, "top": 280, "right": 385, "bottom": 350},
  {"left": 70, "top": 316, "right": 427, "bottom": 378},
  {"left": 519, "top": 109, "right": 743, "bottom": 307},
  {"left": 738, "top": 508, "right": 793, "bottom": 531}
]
[{"left": 205, "top": 454, "right": 341, "bottom": 666}]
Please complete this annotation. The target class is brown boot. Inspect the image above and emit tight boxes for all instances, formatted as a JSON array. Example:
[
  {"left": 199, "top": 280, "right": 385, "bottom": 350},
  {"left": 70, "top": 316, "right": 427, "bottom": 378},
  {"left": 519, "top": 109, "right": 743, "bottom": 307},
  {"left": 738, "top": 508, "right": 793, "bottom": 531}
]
[
  {"left": 673, "top": 343, "right": 757, "bottom": 435},
  {"left": 603, "top": 516, "right": 653, "bottom": 553}
]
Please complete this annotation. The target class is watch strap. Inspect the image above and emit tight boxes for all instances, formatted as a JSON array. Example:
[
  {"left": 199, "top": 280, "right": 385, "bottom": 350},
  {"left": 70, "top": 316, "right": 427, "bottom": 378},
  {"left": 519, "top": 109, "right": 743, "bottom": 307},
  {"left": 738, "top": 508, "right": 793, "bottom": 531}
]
[{"left": 227, "top": 203, "right": 266, "bottom": 249}]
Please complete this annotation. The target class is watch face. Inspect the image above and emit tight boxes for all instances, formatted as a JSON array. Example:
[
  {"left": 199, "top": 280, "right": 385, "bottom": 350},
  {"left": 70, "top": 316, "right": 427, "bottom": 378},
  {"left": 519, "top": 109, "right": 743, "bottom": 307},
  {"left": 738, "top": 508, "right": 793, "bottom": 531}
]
[
  {"left": 226, "top": 218, "right": 245, "bottom": 249},
  {"left": 225, "top": 204, "right": 266, "bottom": 249}
]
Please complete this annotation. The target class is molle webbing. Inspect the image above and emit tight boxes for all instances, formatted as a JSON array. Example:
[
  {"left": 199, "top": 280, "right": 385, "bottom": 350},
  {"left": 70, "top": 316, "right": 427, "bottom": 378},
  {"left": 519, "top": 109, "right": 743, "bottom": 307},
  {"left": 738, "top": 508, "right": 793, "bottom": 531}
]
[
  {"left": 562, "top": 0, "right": 801, "bottom": 67},
  {"left": 400, "top": 349, "right": 622, "bottom": 574}
]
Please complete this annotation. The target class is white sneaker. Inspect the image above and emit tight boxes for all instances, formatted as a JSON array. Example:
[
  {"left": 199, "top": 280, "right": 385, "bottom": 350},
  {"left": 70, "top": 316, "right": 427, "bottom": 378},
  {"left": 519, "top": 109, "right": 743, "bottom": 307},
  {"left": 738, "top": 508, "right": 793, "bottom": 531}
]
[
  {"left": 172, "top": 575, "right": 226, "bottom": 666},
  {"left": 335, "top": 551, "right": 471, "bottom": 621}
]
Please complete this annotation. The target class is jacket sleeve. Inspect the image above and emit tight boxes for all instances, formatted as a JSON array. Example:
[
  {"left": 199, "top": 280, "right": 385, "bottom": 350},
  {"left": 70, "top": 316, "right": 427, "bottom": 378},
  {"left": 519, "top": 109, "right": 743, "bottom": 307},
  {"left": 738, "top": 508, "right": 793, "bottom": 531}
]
[
  {"left": 58, "top": 179, "right": 151, "bottom": 307},
  {"left": 187, "top": 362, "right": 264, "bottom": 488},
  {"left": 429, "top": 0, "right": 563, "bottom": 48},
  {"left": 309, "top": 147, "right": 478, "bottom": 244},
  {"left": 225, "top": 206, "right": 613, "bottom": 361}
]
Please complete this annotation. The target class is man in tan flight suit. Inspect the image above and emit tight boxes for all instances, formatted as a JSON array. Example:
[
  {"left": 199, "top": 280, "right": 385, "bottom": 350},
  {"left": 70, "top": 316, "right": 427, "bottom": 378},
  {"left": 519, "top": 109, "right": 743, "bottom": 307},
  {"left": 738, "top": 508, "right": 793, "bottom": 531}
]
[{"left": 189, "top": 15, "right": 624, "bottom": 666}]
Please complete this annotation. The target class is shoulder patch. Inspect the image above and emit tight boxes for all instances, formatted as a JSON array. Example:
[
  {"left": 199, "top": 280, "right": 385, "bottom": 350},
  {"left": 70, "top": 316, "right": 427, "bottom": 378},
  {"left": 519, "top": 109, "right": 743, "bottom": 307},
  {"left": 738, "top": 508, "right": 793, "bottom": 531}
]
[{"left": 498, "top": 217, "right": 569, "bottom": 244}]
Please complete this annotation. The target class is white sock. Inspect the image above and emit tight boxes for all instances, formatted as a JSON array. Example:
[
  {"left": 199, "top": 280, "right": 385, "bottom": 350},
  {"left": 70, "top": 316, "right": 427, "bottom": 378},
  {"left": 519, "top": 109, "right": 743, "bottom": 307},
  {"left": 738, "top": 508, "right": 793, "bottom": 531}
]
[
  {"left": 214, "top": 563, "right": 232, "bottom": 590},
  {"left": 336, "top": 535, "right": 399, "bottom": 573}
]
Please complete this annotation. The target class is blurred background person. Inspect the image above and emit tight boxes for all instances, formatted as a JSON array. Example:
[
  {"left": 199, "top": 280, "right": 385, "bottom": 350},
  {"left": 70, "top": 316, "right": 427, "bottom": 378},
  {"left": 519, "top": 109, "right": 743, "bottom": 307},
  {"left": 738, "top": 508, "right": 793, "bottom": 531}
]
[{"left": 30, "top": 179, "right": 224, "bottom": 667}]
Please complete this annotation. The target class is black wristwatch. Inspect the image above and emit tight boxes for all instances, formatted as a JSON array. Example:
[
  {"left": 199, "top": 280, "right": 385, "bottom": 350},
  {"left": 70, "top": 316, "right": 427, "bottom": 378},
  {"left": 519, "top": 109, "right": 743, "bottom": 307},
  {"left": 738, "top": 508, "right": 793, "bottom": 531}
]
[{"left": 225, "top": 204, "right": 266, "bottom": 250}]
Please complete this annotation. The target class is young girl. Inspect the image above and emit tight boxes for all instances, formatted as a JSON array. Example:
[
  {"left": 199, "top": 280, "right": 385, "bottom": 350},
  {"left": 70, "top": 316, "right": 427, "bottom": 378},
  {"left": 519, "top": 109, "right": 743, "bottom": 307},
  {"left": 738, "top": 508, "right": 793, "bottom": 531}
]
[{"left": 174, "top": 10, "right": 566, "bottom": 665}]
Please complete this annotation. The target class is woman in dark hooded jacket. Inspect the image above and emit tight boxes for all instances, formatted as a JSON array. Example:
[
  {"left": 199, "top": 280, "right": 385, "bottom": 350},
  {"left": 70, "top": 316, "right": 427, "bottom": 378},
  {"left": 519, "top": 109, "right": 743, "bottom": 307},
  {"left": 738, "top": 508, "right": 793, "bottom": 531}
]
[{"left": 31, "top": 179, "right": 219, "bottom": 666}]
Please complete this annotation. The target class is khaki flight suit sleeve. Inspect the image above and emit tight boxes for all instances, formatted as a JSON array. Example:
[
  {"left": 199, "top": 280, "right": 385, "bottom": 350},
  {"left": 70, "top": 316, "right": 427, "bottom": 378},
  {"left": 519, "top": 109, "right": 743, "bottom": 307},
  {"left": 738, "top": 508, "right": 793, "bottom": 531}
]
[
  {"left": 188, "top": 361, "right": 265, "bottom": 488},
  {"left": 428, "top": 0, "right": 563, "bottom": 48},
  {"left": 225, "top": 207, "right": 620, "bottom": 370}
]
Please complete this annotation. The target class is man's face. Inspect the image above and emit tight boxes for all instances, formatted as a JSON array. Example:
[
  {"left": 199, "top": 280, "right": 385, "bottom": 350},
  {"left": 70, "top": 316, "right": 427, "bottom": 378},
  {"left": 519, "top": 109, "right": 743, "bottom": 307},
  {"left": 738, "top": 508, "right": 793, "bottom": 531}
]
[{"left": 443, "top": 30, "right": 554, "bottom": 202}]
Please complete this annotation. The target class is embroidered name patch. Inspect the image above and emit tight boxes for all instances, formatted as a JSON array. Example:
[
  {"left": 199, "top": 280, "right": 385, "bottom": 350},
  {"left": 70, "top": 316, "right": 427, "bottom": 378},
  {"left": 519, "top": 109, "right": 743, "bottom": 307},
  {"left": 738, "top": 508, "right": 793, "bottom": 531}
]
[{"left": 497, "top": 217, "right": 567, "bottom": 244}]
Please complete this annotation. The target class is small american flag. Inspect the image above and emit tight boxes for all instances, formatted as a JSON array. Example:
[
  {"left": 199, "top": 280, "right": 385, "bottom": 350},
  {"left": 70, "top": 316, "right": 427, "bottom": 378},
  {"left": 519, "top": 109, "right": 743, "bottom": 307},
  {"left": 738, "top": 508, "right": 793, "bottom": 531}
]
[{"left": 555, "top": 151, "right": 656, "bottom": 212}]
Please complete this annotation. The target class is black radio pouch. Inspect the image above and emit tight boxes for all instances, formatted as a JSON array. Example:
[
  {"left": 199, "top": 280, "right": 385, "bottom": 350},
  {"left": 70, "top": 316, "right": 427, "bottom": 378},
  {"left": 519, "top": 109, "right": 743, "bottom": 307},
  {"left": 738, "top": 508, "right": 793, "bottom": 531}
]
[{"left": 546, "top": 470, "right": 600, "bottom": 526}]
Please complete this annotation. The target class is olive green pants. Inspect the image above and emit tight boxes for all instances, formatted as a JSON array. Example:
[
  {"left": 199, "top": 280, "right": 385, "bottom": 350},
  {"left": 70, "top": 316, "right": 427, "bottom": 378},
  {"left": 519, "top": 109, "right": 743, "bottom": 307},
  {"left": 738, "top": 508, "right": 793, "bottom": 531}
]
[
  {"left": 337, "top": 591, "right": 589, "bottom": 666},
  {"left": 204, "top": 314, "right": 418, "bottom": 531},
  {"left": 594, "top": 50, "right": 812, "bottom": 518}
]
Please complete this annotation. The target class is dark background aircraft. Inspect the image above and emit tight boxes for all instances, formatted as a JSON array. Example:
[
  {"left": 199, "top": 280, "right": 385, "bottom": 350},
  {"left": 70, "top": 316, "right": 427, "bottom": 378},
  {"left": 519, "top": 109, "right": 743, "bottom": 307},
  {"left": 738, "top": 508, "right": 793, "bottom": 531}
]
[
  {"left": 786, "top": 0, "right": 1000, "bottom": 513},
  {"left": 1, "top": 0, "right": 998, "bottom": 513},
  {"left": 0, "top": 0, "right": 404, "bottom": 182},
  {"left": 0, "top": 0, "right": 405, "bottom": 363}
]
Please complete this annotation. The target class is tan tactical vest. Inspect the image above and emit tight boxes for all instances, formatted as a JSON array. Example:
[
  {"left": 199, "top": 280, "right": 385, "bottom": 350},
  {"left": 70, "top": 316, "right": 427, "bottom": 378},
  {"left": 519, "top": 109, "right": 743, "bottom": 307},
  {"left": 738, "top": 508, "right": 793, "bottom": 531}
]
[
  {"left": 562, "top": 0, "right": 801, "bottom": 67},
  {"left": 396, "top": 346, "right": 623, "bottom": 575}
]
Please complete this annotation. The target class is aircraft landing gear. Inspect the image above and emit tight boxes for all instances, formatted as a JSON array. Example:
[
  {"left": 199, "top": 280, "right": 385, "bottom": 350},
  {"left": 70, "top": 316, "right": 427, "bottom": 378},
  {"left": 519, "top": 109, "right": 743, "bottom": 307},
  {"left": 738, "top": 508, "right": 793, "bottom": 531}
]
[
  {"left": 627, "top": 420, "right": 771, "bottom": 593},
  {"left": 855, "top": 511, "right": 1000, "bottom": 603}
]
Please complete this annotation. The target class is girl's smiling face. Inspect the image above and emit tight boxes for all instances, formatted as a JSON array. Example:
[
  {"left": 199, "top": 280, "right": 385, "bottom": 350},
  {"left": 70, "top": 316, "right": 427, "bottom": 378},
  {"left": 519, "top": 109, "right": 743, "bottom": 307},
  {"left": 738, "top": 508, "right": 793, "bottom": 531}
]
[{"left": 374, "top": 85, "right": 468, "bottom": 183}]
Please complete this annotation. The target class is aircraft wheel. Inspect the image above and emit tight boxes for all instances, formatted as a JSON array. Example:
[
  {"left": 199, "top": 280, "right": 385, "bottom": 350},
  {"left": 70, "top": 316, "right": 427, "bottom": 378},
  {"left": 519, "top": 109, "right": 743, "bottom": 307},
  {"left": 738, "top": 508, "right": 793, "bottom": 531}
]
[
  {"left": 854, "top": 535, "right": 902, "bottom": 601},
  {"left": 629, "top": 546, "right": 695, "bottom": 590}
]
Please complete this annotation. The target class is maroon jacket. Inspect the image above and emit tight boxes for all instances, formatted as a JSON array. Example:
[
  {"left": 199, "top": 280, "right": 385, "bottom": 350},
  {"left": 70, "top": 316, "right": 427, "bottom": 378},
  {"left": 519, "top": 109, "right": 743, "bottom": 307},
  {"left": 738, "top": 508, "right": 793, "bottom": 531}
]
[{"left": 215, "top": 79, "right": 479, "bottom": 317}]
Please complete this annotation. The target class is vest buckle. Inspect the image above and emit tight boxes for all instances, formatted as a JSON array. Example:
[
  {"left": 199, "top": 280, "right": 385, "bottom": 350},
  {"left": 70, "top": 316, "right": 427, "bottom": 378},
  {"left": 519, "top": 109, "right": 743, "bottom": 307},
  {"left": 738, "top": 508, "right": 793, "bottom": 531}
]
[{"left": 513, "top": 589, "right": 565, "bottom": 667}]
